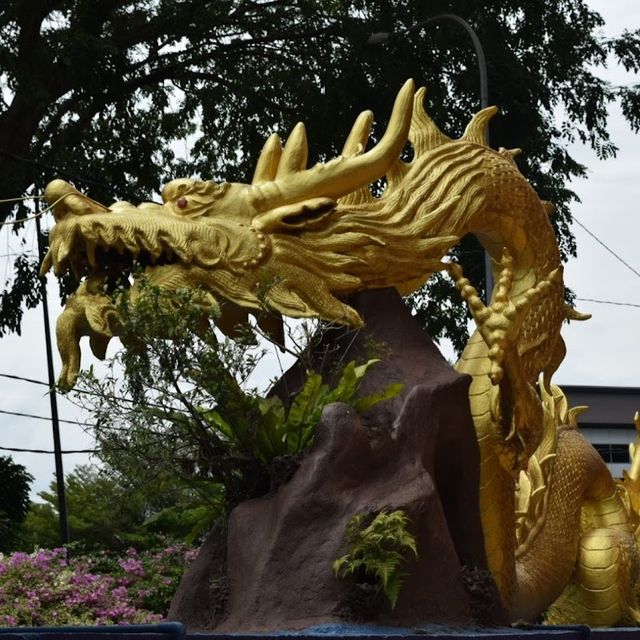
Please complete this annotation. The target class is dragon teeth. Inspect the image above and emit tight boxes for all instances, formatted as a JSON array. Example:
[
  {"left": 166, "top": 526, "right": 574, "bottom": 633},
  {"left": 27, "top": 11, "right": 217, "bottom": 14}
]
[
  {"left": 55, "top": 241, "right": 70, "bottom": 273},
  {"left": 85, "top": 239, "right": 97, "bottom": 267}
]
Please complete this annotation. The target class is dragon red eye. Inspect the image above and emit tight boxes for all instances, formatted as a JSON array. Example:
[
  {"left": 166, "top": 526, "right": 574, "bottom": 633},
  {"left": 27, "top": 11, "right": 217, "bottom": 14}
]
[{"left": 176, "top": 197, "right": 188, "bottom": 209}]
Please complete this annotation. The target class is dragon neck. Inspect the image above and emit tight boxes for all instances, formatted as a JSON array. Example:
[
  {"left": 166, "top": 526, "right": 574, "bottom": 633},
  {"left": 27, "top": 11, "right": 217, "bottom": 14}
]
[{"left": 452, "top": 150, "right": 565, "bottom": 614}]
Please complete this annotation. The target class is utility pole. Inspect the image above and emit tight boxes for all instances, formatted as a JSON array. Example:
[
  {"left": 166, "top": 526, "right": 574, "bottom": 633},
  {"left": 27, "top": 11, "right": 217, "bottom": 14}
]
[{"left": 35, "top": 200, "right": 70, "bottom": 544}]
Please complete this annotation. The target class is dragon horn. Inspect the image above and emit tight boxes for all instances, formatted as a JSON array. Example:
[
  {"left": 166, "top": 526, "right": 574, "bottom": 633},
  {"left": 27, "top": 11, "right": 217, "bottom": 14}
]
[
  {"left": 565, "top": 304, "right": 591, "bottom": 321},
  {"left": 252, "top": 79, "right": 415, "bottom": 209},
  {"left": 255, "top": 110, "right": 373, "bottom": 183},
  {"left": 252, "top": 133, "right": 282, "bottom": 184},
  {"left": 341, "top": 110, "right": 373, "bottom": 157},
  {"left": 276, "top": 123, "right": 309, "bottom": 177},
  {"left": 461, "top": 106, "right": 499, "bottom": 145}
]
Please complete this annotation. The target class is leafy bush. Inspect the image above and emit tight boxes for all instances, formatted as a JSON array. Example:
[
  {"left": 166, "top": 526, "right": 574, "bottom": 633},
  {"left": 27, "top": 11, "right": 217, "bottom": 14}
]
[
  {"left": 0, "top": 544, "right": 196, "bottom": 626},
  {"left": 333, "top": 509, "right": 418, "bottom": 609},
  {"left": 75, "top": 282, "right": 403, "bottom": 522},
  {"left": 205, "top": 358, "right": 403, "bottom": 467},
  {"left": 23, "top": 465, "right": 222, "bottom": 551}
]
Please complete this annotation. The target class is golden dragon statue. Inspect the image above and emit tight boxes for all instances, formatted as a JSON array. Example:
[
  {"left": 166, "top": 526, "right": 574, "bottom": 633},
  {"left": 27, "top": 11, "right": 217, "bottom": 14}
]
[{"left": 41, "top": 79, "right": 640, "bottom": 626}]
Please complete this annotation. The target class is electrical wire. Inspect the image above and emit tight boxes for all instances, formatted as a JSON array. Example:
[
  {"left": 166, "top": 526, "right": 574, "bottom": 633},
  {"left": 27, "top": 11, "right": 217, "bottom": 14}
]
[
  {"left": 573, "top": 215, "right": 640, "bottom": 280},
  {"left": 0, "top": 408, "right": 92, "bottom": 427},
  {"left": 0, "top": 193, "right": 80, "bottom": 227},
  {"left": 0, "top": 372, "right": 192, "bottom": 412},
  {"left": 0, "top": 250, "right": 38, "bottom": 258},
  {"left": 0, "top": 372, "right": 49, "bottom": 386},
  {"left": 0, "top": 148, "right": 152, "bottom": 204},
  {"left": 576, "top": 297, "right": 640, "bottom": 309},
  {"left": 0, "top": 445, "right": 96, "bottom": 455}
]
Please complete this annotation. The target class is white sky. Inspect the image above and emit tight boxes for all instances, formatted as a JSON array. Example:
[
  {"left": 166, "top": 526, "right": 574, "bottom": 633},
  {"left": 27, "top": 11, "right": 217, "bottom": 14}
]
[
  {"left": 0, "top": 0, "right": 639, "bottom": 500},
  {"left": 555, "top": 0, "right": 640, "bottom": 387}
]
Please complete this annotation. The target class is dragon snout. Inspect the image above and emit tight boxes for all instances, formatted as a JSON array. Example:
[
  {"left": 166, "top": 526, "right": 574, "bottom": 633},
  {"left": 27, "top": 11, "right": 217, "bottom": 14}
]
[{"left": 44, "top": 179, "right": 110, "bottom": 222}]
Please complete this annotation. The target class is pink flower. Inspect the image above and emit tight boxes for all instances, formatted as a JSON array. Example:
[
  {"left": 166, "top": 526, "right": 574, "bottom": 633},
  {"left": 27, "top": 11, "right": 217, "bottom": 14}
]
[
  {"left": 185, "top": 549, "right": 198, "bottom": 562},
  {"left": 9, "top": 552, "right": 28, "bottom": 567},
  {"left": 0, "top": 543, "right": 197, "bottom": 625},
  {"left": 118, "top": 558, "right": 145, "bottom": 577}
]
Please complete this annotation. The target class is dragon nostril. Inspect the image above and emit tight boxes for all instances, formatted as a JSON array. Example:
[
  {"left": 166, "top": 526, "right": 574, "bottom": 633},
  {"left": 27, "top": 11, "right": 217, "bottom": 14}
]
[{"left": 176, "top": 197, "right": 188, "bottom": 209}]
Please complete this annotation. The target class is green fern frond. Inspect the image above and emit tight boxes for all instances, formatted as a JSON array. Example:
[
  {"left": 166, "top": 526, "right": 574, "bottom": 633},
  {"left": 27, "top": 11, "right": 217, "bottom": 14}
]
[
  {"left": 204, "top": 359, "right": 403, "bottom": 489},
  {"left": 383, "top": 571, "right": 406, "bottom": 609},
  {"left": 333, "top": 508, "right": 418, "bottom": 610}
]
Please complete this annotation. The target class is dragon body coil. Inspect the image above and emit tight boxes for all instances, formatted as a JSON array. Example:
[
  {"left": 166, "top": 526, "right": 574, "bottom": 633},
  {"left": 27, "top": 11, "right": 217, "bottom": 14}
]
[{"left": 41, "top": 79, "right": 640, "bottom": 625}]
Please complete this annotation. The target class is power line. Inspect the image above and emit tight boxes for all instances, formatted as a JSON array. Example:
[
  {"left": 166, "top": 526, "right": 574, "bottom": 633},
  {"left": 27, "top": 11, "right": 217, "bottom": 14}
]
[
  {"left": 0, "top": 445, "right": 96, "bottom": 455},
  {"left": 573, "top": 215, "right": 640, "bottom": 280},
  {"left": 0, "top": 148, "right": 153, "bottom": 204},
  {"left": 0, "top": 192, "right": 99, "bottom": 228},
  {"left": 0, "top": 408, "right": 91, "bottom": 427},
  {"left": 576, "top": 297, "right": 640, "bottom": 309},
  {"left": 0, "top": 372, "right": 49, "bottom": 387},
  {"left": 0, "top": 372, "right": 181, "bottom": 411},
  {"left": 0, "top": 250, "right": 38, "bottom": 258}
]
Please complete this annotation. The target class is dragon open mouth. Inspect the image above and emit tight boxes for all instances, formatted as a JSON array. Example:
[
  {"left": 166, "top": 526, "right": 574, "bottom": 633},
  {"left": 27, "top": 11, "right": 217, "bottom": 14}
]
[
  {"left": 50, "top": 234, "right": 182, "bottom": 299},
  {"left": 40, "top": 181, "right": 283, "bottom": 388},
  {"left": 44, "top": 213, "right": 207, "bottom": 282}
]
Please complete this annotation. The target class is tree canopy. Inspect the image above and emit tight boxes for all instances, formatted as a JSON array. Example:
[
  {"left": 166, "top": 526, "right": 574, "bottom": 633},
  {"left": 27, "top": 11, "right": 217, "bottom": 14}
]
[
  {"left": 0, "top": 455, "right": 33, "bottom": 552},
  {"left": 23, "top": 464, "right": 207, "bottom": 549},
  {"left": 1, "top": 0, "right": 639, "bottom": 348}
]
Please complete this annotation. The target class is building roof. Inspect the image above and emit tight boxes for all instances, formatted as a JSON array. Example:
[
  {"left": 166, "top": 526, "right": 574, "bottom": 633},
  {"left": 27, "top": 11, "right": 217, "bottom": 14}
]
[{"left": 562, "top": 385, "right": 639, "bottom": 426}]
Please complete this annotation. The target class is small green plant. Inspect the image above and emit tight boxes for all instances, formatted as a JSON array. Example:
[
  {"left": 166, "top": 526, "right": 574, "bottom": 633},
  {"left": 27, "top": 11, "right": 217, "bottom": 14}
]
[
  {"left": 333, "top": 509, "right": 418, "bottom": 610},
  {"left": 204, "top": 358, "right": 403, "bottom": 467}
]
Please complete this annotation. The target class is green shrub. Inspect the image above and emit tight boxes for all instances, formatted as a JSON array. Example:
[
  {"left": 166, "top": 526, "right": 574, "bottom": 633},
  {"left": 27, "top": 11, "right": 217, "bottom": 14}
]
[
  {"left": 204, "top": 358, "right": 403, "bottom": 467},
  {"left": 333, "top": 509, "right": 418, "bottom": 609},
  {"left": 76, "top": 282, "right": 403, "bottom": 525}
]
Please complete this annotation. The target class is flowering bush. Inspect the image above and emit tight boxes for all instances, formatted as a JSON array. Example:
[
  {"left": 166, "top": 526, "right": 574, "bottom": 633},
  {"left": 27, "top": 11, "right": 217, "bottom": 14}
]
[{"left": 0, "top": 544, "right": 197, "bottom": 626}]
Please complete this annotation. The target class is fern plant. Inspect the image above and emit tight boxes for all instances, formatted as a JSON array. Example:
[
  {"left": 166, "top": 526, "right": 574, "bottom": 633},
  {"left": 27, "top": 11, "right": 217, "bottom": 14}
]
[
  {"left": 333, "top": 509, "right": 418, "bottom": 609},
  {"left": 204, "top": 358, "right": 403, "bottom": 467}
]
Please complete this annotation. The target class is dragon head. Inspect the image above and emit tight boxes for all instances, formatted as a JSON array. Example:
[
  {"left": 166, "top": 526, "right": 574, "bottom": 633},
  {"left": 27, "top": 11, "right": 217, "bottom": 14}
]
[{"left": 42, "top": 79, "right": 466, "bottom": 388}]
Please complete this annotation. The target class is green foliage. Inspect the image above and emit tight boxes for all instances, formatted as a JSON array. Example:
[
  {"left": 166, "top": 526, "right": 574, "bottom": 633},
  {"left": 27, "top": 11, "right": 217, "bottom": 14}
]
[
  {"left": 205, "top": 358, "right": 403, "bottom": 467},
  {"left": 141, "top": 480, "right": 225, "bottom": 545},
  {"left": 0, "top": 254, "right": 41, "bottom": 337},
  {"left": 76, "top": 283, "right": 269, "bottom": 511},
  {"left": 333, "top": 509, "right": 418, "bottom": 610},
  {"left": 1, "top": 1, "right": 640, "bottom": 350},
  {"left": 22, "top": 464, "right": 216, "bottom": 551},
  {"left": 75, "top": 282, "right": 401, "bottom": 519},
  {"left": 0, "top": 455, "right": 33, "bottom": 552}
]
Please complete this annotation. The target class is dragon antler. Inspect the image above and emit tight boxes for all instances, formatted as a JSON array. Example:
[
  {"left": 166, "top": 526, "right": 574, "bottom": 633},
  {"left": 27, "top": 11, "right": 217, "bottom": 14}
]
[
  {"left": 248, "top": 79, "right": 415, "bottom": 210},
  {"left": 157, "top": 80, "right": 416, "bottom": 232}
]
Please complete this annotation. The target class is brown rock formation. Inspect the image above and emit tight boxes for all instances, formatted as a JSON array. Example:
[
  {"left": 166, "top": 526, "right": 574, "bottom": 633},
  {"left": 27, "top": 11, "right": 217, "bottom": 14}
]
[{"left": 170, "top": 288, "right": 501, "bottom": 631}]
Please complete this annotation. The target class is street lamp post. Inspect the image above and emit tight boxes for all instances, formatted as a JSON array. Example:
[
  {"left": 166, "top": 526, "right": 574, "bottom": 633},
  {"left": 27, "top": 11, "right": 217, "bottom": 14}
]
[{"left": 369, "top": 14, "right": 494, "bottom": 300}]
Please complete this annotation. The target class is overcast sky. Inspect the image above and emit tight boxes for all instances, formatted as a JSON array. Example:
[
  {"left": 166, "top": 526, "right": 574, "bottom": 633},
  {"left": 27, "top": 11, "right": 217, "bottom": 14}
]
[{"left": 1, "top": 0, "right": 639, "bottom": 500}]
